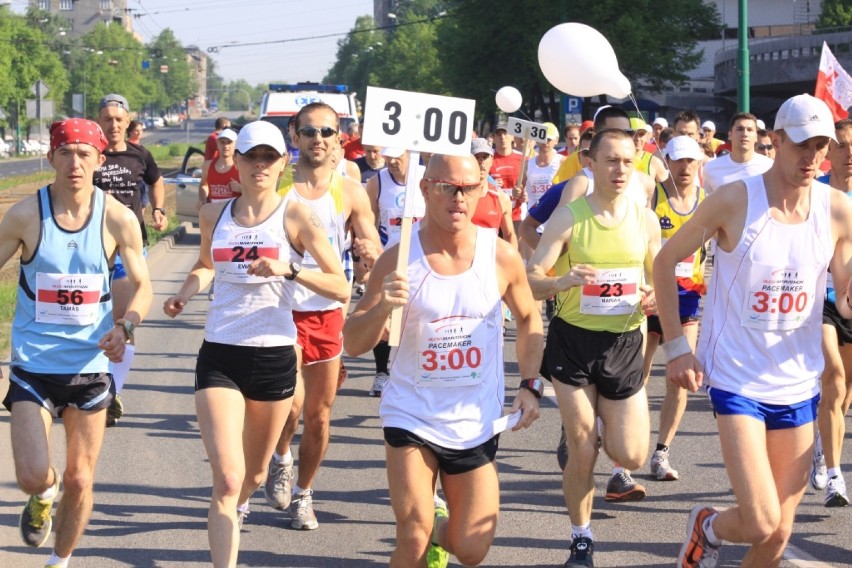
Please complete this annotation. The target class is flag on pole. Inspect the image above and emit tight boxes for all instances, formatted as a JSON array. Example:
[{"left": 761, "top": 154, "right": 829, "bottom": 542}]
[{"left": 815, "top": 41, "right": 852, "bottom": 121}]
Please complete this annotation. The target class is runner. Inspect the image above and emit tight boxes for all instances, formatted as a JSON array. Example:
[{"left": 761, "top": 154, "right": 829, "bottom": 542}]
[
  {"left": 94, "top": 93, "right": 167, "bottom": 426},
  {"left": 656, "top": 94, "right": 852, "bottom": 567},
  {"left": 364, "top": 147, "right": 426, "bottom": 397},
  {"left": 811, "top": 118, "right": 852, "bottom": 508},
  {"left": 703, "top": 113, "right": 772, "bottom": 193},
  {"left": 527, "top": 128, "right": 660, "bottom": 567},
  {"left": 642, "top": 136, "right": 707, "bottom": 482},
  {"left": 343, "top": 153, "right": 543, "bottom": 568},
  {"left": 1, "top": 119, "right": 152, "bottom": 567},
  {"left": 264, "top": 102, "right": 382, "bottom": 530},
  {"left": 163, "top": 121, "right": 349, "bottom": 567},
  {"left": 471, "top": 138, "right": 517, "bottom": 248},
  {"left": 198, "top": 128, "right": 241, "bottom": 206}
]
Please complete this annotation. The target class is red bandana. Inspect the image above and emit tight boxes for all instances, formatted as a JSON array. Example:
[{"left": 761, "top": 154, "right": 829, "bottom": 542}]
[{"left": 49, "top": 119, "right": 108, "bottom": 153}]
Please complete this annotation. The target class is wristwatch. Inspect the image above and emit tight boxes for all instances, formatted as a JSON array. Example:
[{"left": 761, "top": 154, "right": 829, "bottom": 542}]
[
  {"left": 152, "top": 207, "right": 166, "bottom": 216},
  {"left": 285, "top": 261, "right": 302, "bottom": 281},
  {"left": 117, "top": 319, "right": 135, "bottom": 341},
  {"left": 519, "top": 378, "right": 544, "bottom": 399}
]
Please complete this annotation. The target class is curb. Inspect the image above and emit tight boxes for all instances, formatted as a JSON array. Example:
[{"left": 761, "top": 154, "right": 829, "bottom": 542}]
[{"left": 146, "top": 221, "right": 192, "bottom": 267}]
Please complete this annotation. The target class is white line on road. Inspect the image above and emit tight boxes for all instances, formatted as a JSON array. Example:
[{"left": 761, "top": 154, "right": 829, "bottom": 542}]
[{"left": 784, "top": 544, "right": 837, "bottom": 567}]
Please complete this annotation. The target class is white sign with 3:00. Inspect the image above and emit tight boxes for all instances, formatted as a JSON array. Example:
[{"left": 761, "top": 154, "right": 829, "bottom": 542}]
[{"left": 361, "top": 87, "right": 475, "bottom": 157}]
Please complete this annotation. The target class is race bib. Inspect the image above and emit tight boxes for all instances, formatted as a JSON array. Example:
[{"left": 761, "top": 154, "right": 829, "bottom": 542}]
[
  {"left": 212, "top": 231, "right": 283, "bottom": 284},
  {"left": 35, "top": 273, "right": 104, "bottom": 325},
  {"left": 742, "top": 264, "right": 818, "bottom": 331},
  {"left": 580, "top": 267, "right": 641, "bottom": 316},
  {"left": 415, "top": 317, "right": 488, "bottom": 387}
]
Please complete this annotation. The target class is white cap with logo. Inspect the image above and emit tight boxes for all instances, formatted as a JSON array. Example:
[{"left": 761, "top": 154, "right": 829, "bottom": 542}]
[
  {"left": 235, "top": 121, "right": 286, "bottom": 155},
  {"left": 665, "top": 135, "right": 705, "bottom": 161},
  {"left": 774, "top": 94, "right": 837, "bottom": 143}
]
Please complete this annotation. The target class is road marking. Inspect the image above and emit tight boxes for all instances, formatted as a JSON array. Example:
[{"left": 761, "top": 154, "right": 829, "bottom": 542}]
[{"left": 783, "top": 543, "right": 835, "bottom": 566}]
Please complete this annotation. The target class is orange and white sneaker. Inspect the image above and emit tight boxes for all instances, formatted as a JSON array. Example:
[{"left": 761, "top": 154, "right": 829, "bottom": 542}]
[{"left": 678, "top": 505, "right": 720, "bottom": 567}]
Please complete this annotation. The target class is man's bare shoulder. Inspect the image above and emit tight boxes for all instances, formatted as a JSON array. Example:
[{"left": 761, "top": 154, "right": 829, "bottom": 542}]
[{"left": 104, "top": 193, "right": 138, "bottom": 223}]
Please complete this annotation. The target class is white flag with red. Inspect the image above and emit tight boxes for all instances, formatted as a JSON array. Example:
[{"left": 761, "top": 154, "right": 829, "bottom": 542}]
[{"left": 815, "top": 42, "right": 852, "bottom": 121}]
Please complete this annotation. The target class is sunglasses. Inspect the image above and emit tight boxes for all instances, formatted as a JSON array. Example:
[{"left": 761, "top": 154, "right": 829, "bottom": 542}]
[
  {"left": 423, "top": 178, "right": 481, "bottom": 196},
  {"left": 756, "top": 144, "right": 774, "bottom": 151},
  {"left": 298, "top": 126, "right": 338, "bottom": 138}
]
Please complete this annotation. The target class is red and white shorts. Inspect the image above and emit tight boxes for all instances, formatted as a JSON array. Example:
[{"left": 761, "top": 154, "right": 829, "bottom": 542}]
[{"left": 294, "top": 308, "right": 344, "bottom": 365}]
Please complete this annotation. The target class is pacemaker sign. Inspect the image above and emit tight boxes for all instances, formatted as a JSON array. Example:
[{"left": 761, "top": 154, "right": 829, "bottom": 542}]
[
  {"left": 507, "top": 117, "right": 548, "bottom": 144},
  {"left": 362, "top": 87, "right": 476, "bottom": 345}
]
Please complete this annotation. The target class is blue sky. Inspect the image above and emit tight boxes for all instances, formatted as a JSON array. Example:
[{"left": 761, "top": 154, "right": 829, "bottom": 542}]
[{"left": 14, "top": 0, "right": 374, "bottom": 87}]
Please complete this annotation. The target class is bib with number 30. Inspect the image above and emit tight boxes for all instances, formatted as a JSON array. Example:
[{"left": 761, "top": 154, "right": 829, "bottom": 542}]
[
  {"left": 579, "top": 267, "right": 641, "bottom": 316},
  {"left": 35, "top": 272, "right": 104, "bottom": 325},
  {"left": 415, "top": 317, "right": 488, "bottom": 387}
]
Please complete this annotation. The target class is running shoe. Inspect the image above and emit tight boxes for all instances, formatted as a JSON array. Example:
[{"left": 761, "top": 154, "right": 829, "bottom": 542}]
[
  {"left": 369, "top": 372, "right": 389, "bottom": 397},
  {"left": 264, "top": 457, "right": 293, "bottom": 510},
  {"left": 290, "top": 489, "right": 319, "bottom": 530},
  {"left": 563, "top": 536, "right": 594, "bottom": 567},
  {"left": 557, "top": 426, "right": 568, "bottom": 471},
  {"left": 604, "top": 471, "right": 646, "bottom": 502},
  {"left": 810, "top": 448, "right": 828, "bottom": 490},
  {"left": 427, "top": 504, "right": 449, "bottom": 568},
  {"left": 650, "top": 448, "right": 680, "bottom": 481},
  {"left": 106, "top": 394, "right": 124, "bottom": 427},
  {"left": 237, "top": 507, "right": 249, "bottom": 530},
  {"left": 825, "top": 475, "right": 849, "bottom": 508},
  {"left": 19, "top": 467, "right": 59, "bottom": 548},
  {"left": 678, "top": 505, "right": 720, "bottom": 567},
  {"left": 356, "top": 284, "right": 365, "bottom": 297}
]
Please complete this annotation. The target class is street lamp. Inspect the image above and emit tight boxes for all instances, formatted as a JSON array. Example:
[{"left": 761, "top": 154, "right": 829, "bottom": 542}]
[{"left": 82, "top": 49, "right": 103, "bottom": 118}]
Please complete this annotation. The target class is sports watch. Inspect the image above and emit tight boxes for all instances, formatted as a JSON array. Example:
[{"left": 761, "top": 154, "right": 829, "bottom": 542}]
[
  {"left": 519, "top": 378, "right": 544, "bottom": 399},
  {"left": 117, "top": 319, "right": 135, "bottom": 341},
  {"left": 285, "top": 261, "right": 302, "bottom": 281}
]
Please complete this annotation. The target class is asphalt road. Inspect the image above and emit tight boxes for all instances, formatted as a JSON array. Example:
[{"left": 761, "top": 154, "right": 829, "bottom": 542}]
[{"left": 0, "top": 228, "right": 850, "bottom": 567}]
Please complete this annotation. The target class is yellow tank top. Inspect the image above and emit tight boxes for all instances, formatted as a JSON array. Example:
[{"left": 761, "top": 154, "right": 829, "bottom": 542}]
[
  {"left": 652, "top": 182, "right": 706, "bottom": 292},
  {"left": 634, "top": 151, "right": 653, "bottom": 176},
  {"left": 554, "top": 197, "right": 647, "bottom": 332},
  {"left": 552, "top": 151, "right": 582, "bottom": 184},
  {"left": 277, "top": 168, "right": 345, "bottom": 216}
]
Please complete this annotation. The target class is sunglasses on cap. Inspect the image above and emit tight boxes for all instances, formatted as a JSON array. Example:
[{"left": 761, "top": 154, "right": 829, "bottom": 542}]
[
  {"left": 423, "top": 178, "right": 481, "bottom": 196},
  {"left": 756, "top": 143, "right": 774, "bottom": 151},
  {"left": 298, "top": 126, "right": 338, "bottom": 138}
]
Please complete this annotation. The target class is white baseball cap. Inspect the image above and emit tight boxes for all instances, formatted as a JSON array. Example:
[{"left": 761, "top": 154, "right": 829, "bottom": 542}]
[
  {"left": 218, "top": 128, "right": 237, "bottom": 142},
  {"left": 701, "top": 120, "right": 716, "bottom": 131},
  {"left": 652, "top": 117, "right": 668, "bottom": 128},
  {"left": 235, "top": 121, "right": 286, "bottom": 155},
  {"left": 774, "top": 94, "right": 836, "bottom": 143},
  {"left": 382, "top": 147, "right": 405, "bottom": 158},
  {"left": 665, "top": 135, "right": 704, "bottom": 161}
]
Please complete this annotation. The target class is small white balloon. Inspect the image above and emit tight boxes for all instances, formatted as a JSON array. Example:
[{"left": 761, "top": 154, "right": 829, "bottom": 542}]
[
  {"left": 495, "top": 86, "right": 523, "bottom": 113},
  {"left": 538, "top": 23, "right": 631, "bottom": 99}
]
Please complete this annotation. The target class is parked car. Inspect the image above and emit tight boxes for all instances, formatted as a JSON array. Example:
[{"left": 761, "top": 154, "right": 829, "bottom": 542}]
[
  {"left": 0, "top": 138, "right": 11, "bottom": 157},
  {"left": 163, "top": 146, "right": 205, "bottom": 224}
]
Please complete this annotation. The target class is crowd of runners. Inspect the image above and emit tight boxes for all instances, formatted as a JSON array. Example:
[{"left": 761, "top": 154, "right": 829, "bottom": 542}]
[{"left": 0, "top": 89, "right": 850, "bottom": 568}]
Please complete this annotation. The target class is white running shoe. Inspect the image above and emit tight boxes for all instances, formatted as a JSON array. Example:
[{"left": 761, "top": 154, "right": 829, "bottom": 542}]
[
  {"left": 650, "top": 448, "right": 680, "bottom": 481},
  {"left": 810, "top": 449, "right": 828, "bottom": 490},
  {"left": 369, "top": 372, "right": 389, "bottom": 397}
]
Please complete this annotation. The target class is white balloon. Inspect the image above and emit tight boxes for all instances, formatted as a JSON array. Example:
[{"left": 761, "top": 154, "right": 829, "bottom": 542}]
[
  {"left": 495, "top": 86, "right": 523, "bottom": 113},
  {"left": 538, "top": 23, "right": 632, "bottom": 99}
]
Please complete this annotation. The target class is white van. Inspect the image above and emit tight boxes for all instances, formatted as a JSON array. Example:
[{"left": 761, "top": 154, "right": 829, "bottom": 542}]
[{"left": 258, "top": 83, "right": 360, "bottom": 148}]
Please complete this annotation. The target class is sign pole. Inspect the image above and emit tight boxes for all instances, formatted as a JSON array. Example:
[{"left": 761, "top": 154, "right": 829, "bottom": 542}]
[{"left": 387, "top": 150, "right": 420, "bottom": 345}]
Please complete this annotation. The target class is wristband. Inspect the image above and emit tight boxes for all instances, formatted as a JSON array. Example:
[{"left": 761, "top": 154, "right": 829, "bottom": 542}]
[
  {"left": 661, "top": 335, "right": 692, "bottom": 363},
  {"left": 153, "top": 207, "right": 166, "bottom": 216}
]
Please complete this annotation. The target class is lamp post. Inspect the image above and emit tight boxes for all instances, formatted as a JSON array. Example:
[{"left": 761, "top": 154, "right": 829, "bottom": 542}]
[{"left": 82, "top": 49, "right": 103, "bottom": 118}]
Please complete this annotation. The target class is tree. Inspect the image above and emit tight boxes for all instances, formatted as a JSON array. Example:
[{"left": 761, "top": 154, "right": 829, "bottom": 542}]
[
  {"left": 324, "top": 15, "right": 383, "bottom": 97},
  {"left": 147, "top": 29, "right": 195, "bottom": 114},
  {"left": 0, "top": 6, "right": 69, "bottom": 146},
  {"left": 818, "top": 0, "right": 852, "bottom": 29}
]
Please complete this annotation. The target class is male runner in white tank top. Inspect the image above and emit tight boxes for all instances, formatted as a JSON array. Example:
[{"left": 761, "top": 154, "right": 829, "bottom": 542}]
[
  {"left": 656, "top": 94, "right": 852, "bottom": 567},
  {"left": 344, "top": 154, "right": 543, "bottom": 568},
  {"left": 263, "top": 102, "right": 382, "bottom": 531}
]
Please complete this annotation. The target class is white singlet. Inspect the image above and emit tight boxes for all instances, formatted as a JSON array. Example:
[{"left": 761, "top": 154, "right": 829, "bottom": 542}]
[
  {"left": 281, "top": 176, "right": 346, "bottom": 312},
  {"left": 207, "top": 199, "right": 297, "bottom": 347},
  {"left": 376, "top": 165, "right": 426, "bottom": 247},
  {"left": 697, "top": 175, "right": 833, "bottom": 404},
  {"left": 703, "top": 153, "right": 773, "bottom": 193},
  {"left": 381, "top": 226, "right": 504, "bottom": 450},
  {"left": 525, "top": 153, "right": 564, "bottom": 210}
]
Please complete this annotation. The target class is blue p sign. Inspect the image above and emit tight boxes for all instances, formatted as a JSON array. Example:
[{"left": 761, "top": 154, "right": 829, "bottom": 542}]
[{"left": 565, "top": 96, "right": 582, "bottom": 114}]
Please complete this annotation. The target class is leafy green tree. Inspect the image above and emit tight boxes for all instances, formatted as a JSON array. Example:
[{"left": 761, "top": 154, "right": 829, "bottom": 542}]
[
  {"left": 148, "top": 29, "right": 195, "bottom": 113},
  {"left": 0, "top": 6, "right": 69, "bottom": 147},
  {"left": 818, "top": 0, "right": 852, "bottom": 28},
  {"left": 324, "top": 15, "right": 383, "bottom": 96}
]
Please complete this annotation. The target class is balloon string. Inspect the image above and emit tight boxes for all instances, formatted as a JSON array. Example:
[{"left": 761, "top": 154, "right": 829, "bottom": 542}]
[{"left": 627, "top": 92, "right": 675, "bottom": 193}]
